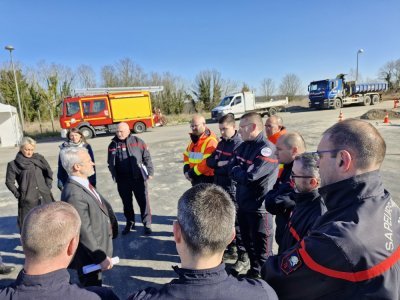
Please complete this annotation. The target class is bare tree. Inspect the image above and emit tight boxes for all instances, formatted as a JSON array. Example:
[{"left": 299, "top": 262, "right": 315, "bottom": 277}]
[
  {"left": 279, "top": 73, "right": 302, "bottom": 101},
  {"left": 221, "top": 79, "right": 239, "bottom": 96},
  {"left": 101, "top": 65, "right": 118, "bottom": 87},
  {"left": 116, "top": 57, "right": 147, "bottom": 86},
  {"left": 76, "top": 64, "right": 96, "bottom": 88},
  {"left": 260, "top": 78, "right": 275, "bottom": 100}
]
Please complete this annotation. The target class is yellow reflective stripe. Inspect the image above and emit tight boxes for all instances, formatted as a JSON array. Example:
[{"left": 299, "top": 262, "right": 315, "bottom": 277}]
[
  {"left": 194, "top": 165, "right": 202, "bottom": 175},
  {"left": 183, "top": 161, "right": 190, "bottom": 165},
  {"left": 200, "top": 136, "right": 218, "bottom": 153},
  {"left": 188, "top": 158, "right": 203, "bottom": 164},
  {"left": 203, "top": 153, "right": 211, "bottom": 159},
  {"left": 183, "top": 151, "right": 190, "bottom": 156}
]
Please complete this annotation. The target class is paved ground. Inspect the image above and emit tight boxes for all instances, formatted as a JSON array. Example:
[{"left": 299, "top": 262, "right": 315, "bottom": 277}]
[{"left": 0, "top": 101, "right": 399, "bottom": 298}]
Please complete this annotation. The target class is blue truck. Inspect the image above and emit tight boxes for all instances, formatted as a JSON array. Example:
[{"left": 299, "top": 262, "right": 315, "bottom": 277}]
[{"left": 308, "top": 74, "right": 387, "bottom": 109}]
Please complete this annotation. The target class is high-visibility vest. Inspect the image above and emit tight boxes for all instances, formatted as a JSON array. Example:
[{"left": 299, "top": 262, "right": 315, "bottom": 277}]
[{"left": 183, "top": 130, "right": 218, "bottom": 176}]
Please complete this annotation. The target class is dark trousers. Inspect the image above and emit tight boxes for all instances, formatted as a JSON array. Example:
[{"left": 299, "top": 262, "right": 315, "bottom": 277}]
[
  {"left": 191, "top": 175, "right": 214, "bottom": 186},
  {"left": 117, "top": 176, "right": 151, "bottom": 226},
  {"left": 238, "top": 210, "right": 274, "bottom": 275},
  {"left": 77, "top": 269, "right": 102, "bottom": 287},
  {"left": 227, "top": 191, "right": 245, "bottom": 254}
]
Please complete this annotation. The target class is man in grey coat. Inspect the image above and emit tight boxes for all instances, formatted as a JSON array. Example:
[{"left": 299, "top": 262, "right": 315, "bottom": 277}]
[{"left": 61, "top": 147, "right": 115, "bottom": 287}]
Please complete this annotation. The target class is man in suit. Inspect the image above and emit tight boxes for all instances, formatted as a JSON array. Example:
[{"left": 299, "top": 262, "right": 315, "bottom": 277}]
[
  {"left": 60, "top": 147, "right": 115, "bottom": 287},
  {"left": 0, "top": 202, "right": 118, "bottom": 299}
]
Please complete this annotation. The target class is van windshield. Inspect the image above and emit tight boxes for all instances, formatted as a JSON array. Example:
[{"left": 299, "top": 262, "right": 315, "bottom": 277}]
[
  {"left": 66, "top": 102, "right": 80, "bottom": 116},
  {"left": 218, "top": 96, "right": 233, "bottom": 106}
]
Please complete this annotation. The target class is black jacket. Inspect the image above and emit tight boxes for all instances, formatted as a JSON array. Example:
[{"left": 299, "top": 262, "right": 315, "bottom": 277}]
[
  {"left": 262, "top": 171, "right": 400, "bottom": 300},
  {"left": 265, "top": 162, "right": 296, "bottom": 246},
  {"left": 127, "top": 263, "right": 278, "bottom": 300},
  {"left": 5, "top": 152, "right": 54, "bottom": 227},
  {"left": 206, "top": 131, "right": 243, "bottom": 194},
  {"left": 230, "top": 132, "right": 278, "bottom": 212},
  {"left": 0, "top": 269, "right": 118, "bottom": 300},
  {"left": 108, "top": 134, "right": 154, "bottom": 181},
  {"left": 278, "top": 190, "right": 326, "bottom": 254}
]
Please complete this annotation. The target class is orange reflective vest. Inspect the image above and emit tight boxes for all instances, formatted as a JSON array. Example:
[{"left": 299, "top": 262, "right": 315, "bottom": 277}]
[
  {"left": 183, "top": 129, "right": 218, "bottom": 177},
  {"left": 268, "top": 128, "right": 287, "bottom": 178}
]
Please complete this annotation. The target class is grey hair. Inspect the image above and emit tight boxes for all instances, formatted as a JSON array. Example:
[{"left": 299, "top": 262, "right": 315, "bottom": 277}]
[
  {"left": 60, "top": 147, "right": 88, "bottom": 175},
  {"left": 177, "top": 184, "right": 235, "bottom": 256},
  {"left": 21, "top": 202, "right": 81, "bottom": 261},
  {"left": 295, "top": 152, "right": 320, "bottom": 178},
  {"left": 20, "top": 136, "right": 36, "bottom": 150}
]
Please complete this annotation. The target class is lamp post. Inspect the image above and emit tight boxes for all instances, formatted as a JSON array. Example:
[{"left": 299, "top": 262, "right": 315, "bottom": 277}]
[
  {"left": 5, "top": 45, "right": 24, "bottom": 131},
  {"left": 356, "top": 48, "right": 364, "bottom": 83}
]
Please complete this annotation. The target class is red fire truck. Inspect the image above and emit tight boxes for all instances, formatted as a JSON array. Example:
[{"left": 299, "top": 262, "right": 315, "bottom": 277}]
[{"left": 59, "top": 87, "right": 163, "bottom": 138}]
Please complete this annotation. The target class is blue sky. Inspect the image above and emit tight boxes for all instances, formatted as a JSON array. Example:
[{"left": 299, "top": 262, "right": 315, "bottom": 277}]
[{"left": 1, "top": 0, "right": 399, "bottom": 94}]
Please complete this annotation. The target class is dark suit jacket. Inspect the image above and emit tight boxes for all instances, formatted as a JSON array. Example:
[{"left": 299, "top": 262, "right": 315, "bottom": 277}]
[{"left": 61, "top": 178, "right": 114, "bottom": 269}]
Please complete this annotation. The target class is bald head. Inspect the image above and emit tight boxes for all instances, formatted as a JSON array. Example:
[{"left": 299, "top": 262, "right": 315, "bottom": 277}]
[
  {"left": 190, "top": 114, "right": 206, "bottom": 136},
  {"left": 276, "top": 132, "right": 306, "bottom": 164},
  {"left": 265, "top": 115, "right": 283, "bottom": 138},
  {"left": 116, "top": 122, "right": 131, "bottom": 140}
]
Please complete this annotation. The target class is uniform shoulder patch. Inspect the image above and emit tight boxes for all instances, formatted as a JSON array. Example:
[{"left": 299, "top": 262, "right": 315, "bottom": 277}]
[
  {"left": 261, "top": 147, "right": 272, "bottom": 157},
  {"left": 281, "top": 248, "right": 302, "bottom": 275}
]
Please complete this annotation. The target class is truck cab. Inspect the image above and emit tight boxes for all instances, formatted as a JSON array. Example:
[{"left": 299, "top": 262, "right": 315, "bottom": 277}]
[
  {"left": 308, "top": 78, "right": 344, "bottom": 109},
  {"left": 211, "top": 92, "right": 252, "bottom": 120}
]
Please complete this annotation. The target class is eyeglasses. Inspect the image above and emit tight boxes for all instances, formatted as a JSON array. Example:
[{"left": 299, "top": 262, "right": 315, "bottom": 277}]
[
  {"left": 290, "top": 171, "right": 315, "bottom": 179},
  {"left": 307, "top": 149, "right": 342, "bottom": 160},
  {"left": 190, "top": 123, "right": 203, "bottom": 129}
]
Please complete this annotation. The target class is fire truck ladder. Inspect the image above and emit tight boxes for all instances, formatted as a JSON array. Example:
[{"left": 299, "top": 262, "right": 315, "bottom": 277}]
[{"left": 73, "top": 86, "right": 164, "bottom": 96}]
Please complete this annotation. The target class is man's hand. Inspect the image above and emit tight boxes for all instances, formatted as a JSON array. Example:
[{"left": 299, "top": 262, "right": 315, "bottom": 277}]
[
  {"left": 100, "top": 257, "right": 113, "bottom": 271},
  {"left": 148, "top": 175, "right": 153, "bottom": 180},
  {"left": 217, "top": 161, "right": 228, "bottom": 167},
  {"left": 184, "top": 172, "right": 192, "bottom": 182}
]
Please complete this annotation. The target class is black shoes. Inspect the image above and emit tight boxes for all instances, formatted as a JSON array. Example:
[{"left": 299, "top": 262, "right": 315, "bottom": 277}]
[
  {"left": 144, "top": 225, "right": 153, "bottom": 235},
  {"left": 122, "top": 221, "right": 135, "bottom": 235},
  {"left": 230, "top": 252, "right": 250, "bottom": 276},
  {"left": 244, "top": 269, "right": 261, "bottom": 279},
  {"left": 223, "top": 244, "right": 238, "bottom": 261},
  {"left": 0, "top": 264, "right": 15, "bottom": 275}
]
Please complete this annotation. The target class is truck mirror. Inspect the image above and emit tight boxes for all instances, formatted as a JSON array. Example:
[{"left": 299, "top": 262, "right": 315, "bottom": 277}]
[{"left": 307, "top": 85, "right": 310, "bottom": 92}]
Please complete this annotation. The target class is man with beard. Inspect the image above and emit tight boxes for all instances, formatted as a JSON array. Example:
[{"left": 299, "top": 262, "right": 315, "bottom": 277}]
[{"left": 183, "top": 115, "right": 218, "bottom": 185}]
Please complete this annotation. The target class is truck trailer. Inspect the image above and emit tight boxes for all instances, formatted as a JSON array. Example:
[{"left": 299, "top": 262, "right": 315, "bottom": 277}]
[
  {"left": 308, "top": 74, "right": 387, "bottom": 109},
  {"left": 59, "top": 86, "right": 163, "bottom": 138},
  {"left": 211, "top": 91, "right": 288, "bottom": 120}
]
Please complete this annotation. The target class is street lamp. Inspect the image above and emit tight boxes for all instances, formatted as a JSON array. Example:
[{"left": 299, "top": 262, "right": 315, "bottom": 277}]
[
  {"left": 5, "top": 45, "right": 24, "bottom": 131},
  {"left": 356, "top": 48, "right": 364, "bottom": 83}
]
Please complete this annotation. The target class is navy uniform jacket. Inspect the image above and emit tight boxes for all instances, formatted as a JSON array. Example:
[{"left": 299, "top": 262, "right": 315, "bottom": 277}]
[
  {"left": 108, "top": 134, "right": 154, "bottom": 181},
  {"left": 265, "top": 162, "right": 296, "bottom": 246},
  {"left": 0, "top": 269, "right": 119, "bottom": 300},
  {"left": 127, "top": 263, "right": 278, "bottom": 300},
  {"left": 206, "top": 131, "right": 243, "bottom": 195},
  {"left": 230, "top": 132, "right": 278, "bottom": 213},
  {"left": 278, "top": 189, "right": 326, "bottom": 254},
  {"left": 262, "top": 171, "right": 400, "bottom": 299}
]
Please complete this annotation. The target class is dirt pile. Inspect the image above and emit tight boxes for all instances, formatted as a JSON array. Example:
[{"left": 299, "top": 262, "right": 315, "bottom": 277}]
[{"left": 360, "top": 109, "right": 400, "bottom": 120}]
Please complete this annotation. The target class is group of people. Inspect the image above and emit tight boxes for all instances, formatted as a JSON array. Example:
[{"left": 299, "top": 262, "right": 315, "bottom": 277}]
[{"left": 1, "top": 111, "right": 400, "bottom": 299}]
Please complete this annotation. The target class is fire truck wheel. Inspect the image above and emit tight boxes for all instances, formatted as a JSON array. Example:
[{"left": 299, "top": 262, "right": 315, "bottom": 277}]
[
  {"left": 133, "top": 122, "right": 146, "bottom": 133},
  {"left": 80, "top": 126, "right": 94, "bottom": 139}
]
